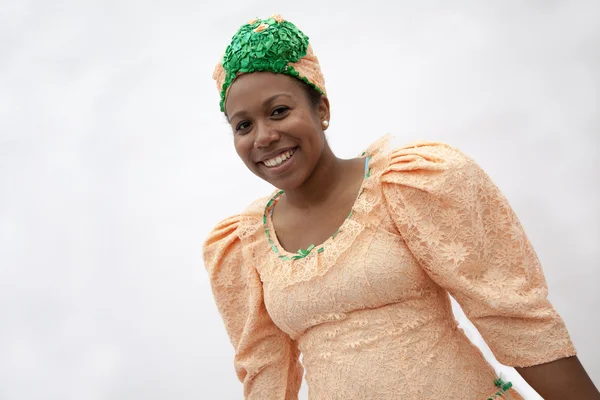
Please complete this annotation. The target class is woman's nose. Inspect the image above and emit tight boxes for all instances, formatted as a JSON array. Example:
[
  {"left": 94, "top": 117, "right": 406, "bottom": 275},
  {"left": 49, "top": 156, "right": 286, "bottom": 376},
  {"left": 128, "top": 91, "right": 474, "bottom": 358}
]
[{"left": 254, "top": 123, "right": 280, "bottom": 149}]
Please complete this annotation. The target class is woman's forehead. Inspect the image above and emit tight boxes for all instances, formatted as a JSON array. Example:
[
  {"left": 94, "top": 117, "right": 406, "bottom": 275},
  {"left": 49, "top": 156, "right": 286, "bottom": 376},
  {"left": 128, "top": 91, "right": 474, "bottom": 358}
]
[{"left": 225, "top": 73, "right": 304, "bottom": 113}]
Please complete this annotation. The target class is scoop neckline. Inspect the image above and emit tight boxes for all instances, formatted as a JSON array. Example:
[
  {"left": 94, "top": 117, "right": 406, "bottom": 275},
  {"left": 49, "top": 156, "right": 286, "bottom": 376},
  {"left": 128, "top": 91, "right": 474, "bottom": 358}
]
[{"left": 263, "top": 154, "right": 372, "bottom": 261}]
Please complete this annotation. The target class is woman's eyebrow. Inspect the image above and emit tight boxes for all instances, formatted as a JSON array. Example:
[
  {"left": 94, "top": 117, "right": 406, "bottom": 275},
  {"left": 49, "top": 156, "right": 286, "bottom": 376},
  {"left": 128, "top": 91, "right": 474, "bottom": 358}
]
[
  {"left": 229, "top": 93, "right": 293, "bottom": 121},
  {"left": 262, "top": 93, "right": 293, "bottom": 106}
]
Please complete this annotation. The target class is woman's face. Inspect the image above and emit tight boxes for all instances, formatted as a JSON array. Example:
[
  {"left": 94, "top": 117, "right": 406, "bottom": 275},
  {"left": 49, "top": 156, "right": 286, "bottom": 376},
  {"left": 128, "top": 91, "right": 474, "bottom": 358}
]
[{"left": 224, "top": 72, "right": 329, "bottom": 190}]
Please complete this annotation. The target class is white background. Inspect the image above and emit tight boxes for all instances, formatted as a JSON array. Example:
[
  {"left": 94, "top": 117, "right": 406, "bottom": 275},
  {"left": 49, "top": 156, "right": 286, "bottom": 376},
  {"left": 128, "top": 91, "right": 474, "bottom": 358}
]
[{"left": 1, "top": 1, "right": 598, "bottom": 399}]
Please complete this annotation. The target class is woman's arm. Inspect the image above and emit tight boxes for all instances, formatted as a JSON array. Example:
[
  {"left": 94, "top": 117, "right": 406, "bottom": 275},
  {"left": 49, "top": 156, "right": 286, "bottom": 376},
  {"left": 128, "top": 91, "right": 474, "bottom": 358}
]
[
  {"left": 378, "top": 143, "right": 595, "bottom": 398},
  {"left": 203, "top": 216, "right": 304, "bottom": 399},
  {"left": 516, "top": 356, "right": 600, "bottom": 399}
]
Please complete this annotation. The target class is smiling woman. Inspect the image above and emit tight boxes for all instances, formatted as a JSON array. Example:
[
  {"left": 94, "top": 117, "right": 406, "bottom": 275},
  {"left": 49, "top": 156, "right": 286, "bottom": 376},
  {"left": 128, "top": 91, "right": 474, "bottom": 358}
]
[
  {"left": 202, "top": 14, "right": 599, "bottom": 400},
  {"left": 225, "top": 72, "right": 334, "bottom": 194}
]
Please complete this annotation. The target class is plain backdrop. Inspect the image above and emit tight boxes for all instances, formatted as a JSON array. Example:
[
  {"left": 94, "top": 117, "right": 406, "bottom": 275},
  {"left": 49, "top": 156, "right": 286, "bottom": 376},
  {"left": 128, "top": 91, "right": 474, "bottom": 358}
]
[{"left": 1, "top": 1, "right": 598, "bottom": 399}]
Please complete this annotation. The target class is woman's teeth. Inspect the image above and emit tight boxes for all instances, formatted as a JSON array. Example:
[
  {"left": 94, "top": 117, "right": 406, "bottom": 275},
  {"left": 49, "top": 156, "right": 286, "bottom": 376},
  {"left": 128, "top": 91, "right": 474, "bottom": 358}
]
[{"left": 263, "top": 148, "right": 296, "bottom": 168}]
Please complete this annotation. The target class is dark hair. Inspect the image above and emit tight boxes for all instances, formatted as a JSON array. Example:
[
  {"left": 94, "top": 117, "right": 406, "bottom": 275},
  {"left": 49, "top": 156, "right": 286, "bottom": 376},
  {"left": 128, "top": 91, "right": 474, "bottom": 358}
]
[{"left": 302, "top": 82, "right": 323, "bottom": 110}]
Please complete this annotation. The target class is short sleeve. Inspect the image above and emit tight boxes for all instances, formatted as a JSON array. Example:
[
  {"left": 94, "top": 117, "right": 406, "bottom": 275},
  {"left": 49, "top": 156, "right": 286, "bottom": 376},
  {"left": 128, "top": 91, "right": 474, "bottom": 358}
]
[
  {"left": 380, "top": 142, "right": 577, "bottom": 367},
  {"left": 203, "top": 215, "right": 303, "bottom": 399}
]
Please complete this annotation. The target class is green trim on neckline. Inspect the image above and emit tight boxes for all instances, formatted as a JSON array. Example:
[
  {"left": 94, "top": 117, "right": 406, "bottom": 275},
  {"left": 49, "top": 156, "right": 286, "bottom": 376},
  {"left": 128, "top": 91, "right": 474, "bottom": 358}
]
[{"left": 263, "top": 155, "right": 371, "bottom": 261}]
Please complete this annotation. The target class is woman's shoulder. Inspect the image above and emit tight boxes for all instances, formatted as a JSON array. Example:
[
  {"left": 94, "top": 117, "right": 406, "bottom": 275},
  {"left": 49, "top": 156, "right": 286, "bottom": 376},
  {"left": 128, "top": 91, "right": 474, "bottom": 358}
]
[
  {"left": 202, "top": 193, "right": 272, "bottom": 270},
  {"left": 203, "top": 194, "right": 272, "bottom": 246},
  {"left": 366, "top": 134, "right": 478, "bottom": 184}
]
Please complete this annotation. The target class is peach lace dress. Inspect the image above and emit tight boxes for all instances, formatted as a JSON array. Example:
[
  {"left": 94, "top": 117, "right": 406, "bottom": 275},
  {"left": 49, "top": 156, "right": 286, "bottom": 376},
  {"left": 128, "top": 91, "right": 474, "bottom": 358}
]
[{"left": 203, "top": 135, "right": 576, "bottom": 399}]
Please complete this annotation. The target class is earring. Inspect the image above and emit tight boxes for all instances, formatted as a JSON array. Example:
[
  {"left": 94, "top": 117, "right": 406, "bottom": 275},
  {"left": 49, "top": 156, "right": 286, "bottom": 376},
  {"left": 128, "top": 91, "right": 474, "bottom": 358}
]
[{"left": 322, "top": 120, "right": 329, "bottom": 128}]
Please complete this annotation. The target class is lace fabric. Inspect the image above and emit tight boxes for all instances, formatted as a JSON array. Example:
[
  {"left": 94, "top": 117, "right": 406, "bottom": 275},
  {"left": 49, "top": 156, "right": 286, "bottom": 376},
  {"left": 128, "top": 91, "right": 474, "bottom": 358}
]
[{"left": 203, "top": 135, "right": 576, "bottom": 399}]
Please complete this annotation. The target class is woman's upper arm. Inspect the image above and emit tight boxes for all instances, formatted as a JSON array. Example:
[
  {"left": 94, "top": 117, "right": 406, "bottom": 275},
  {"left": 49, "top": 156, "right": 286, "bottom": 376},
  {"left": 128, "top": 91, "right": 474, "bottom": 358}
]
[
  {"left": 203, "top": 215, "right": 303, "bottom": 399},
  {"left": 380, "top": 142, "right": 577, "bottom": 367}
]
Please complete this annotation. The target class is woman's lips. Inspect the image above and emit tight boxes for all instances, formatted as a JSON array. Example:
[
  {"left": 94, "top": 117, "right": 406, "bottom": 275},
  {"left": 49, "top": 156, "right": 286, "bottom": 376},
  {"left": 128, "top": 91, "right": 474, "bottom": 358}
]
[{"left": 260, "top": 147, "right": 298, "bottom": 174}]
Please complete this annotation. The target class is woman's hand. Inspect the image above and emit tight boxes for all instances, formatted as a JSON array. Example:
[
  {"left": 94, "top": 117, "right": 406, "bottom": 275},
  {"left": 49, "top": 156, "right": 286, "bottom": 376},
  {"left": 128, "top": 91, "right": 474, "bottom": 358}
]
[{"left": 516, "top": 356, "right": 599, "bottom": 399}]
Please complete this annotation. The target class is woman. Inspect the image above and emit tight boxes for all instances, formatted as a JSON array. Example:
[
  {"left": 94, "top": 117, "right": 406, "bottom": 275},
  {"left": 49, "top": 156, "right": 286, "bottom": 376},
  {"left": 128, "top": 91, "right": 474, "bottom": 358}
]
[{"left": 203, "top": 15, "right": 599, "bottom": 399}]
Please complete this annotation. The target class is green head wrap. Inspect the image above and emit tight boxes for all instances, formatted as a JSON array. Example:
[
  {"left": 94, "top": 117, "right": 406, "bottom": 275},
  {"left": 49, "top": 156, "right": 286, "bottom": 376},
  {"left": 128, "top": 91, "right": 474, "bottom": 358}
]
[{"left": 213, "top": 14, "right": 327, "bottom": 112}]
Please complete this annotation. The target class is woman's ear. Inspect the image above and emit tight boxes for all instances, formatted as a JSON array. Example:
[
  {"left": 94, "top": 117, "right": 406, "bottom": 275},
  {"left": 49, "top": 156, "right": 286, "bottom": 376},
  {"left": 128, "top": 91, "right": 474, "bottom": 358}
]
[{"left": 317, "top": 96, "right": 331, "bottom": 128}]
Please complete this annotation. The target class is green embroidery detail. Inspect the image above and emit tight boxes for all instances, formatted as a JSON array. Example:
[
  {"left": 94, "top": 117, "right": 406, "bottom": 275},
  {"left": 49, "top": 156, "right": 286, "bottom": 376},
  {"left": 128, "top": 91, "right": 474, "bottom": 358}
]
[
  {"left": 495, "top": 378, "right": 512, "bottom": 392},
  {"left": 486, "top": 379, "right": 513, "bottom": 399},
  {"left": 218, "top": 18, "right": 324, "bottom": 112},
  {"left": 297, "top": 248, "right": 310, "bottom": 257}
]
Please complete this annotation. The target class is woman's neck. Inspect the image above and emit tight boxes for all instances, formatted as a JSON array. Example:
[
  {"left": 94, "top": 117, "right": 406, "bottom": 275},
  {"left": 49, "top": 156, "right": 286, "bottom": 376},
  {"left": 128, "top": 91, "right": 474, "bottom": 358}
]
[{"left": 282, "top": 142, "right": 361, "bottom": 210}]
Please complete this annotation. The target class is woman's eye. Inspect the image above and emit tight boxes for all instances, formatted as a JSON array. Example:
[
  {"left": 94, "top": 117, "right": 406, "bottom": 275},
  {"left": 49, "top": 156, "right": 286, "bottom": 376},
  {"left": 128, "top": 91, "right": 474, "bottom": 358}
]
[
  {"left": 236, "top": 121, "right": 251, "bottom": 132},
  {"left": 272, "top": 106, "right": 289, "bottom": 117}
]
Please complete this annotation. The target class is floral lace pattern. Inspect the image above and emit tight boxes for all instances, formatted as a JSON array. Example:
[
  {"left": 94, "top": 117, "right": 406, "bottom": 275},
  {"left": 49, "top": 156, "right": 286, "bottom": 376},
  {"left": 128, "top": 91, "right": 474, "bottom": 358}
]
[{"left": 203, "top": 135, "right": 576, "bottom": 399}]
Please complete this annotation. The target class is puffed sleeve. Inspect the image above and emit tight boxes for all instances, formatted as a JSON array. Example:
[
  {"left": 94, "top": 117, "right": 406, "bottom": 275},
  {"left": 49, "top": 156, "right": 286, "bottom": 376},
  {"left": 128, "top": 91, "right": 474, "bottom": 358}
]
[
  {"left": 380, "top": 142, "right": 577, "bottom": 367},
  {"left": 202, "top": 215, "right": 303, "bottom": 399}
]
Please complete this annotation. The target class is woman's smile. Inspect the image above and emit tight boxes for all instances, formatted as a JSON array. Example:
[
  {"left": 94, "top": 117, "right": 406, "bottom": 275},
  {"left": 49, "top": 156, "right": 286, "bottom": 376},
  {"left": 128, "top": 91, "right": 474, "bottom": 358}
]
[{"left": 259, "top": 146, "right": 299, "bottom": 175}]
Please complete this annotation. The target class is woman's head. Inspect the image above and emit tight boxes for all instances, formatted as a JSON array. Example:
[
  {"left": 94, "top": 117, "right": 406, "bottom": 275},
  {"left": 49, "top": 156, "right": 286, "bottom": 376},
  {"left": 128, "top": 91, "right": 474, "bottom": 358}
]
[
  {"left": 214, "top": 15, "right": 332, "bottom": 190},
  {"left": 225, "top": 71, "right": 330, "bottom": 190}
]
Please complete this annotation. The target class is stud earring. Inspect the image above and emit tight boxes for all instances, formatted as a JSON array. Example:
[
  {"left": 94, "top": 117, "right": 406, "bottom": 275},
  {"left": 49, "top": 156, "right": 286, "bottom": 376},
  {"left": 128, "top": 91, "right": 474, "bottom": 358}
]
[{"left": 322, "top": 120, "right": 329, "bottom": 128}]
